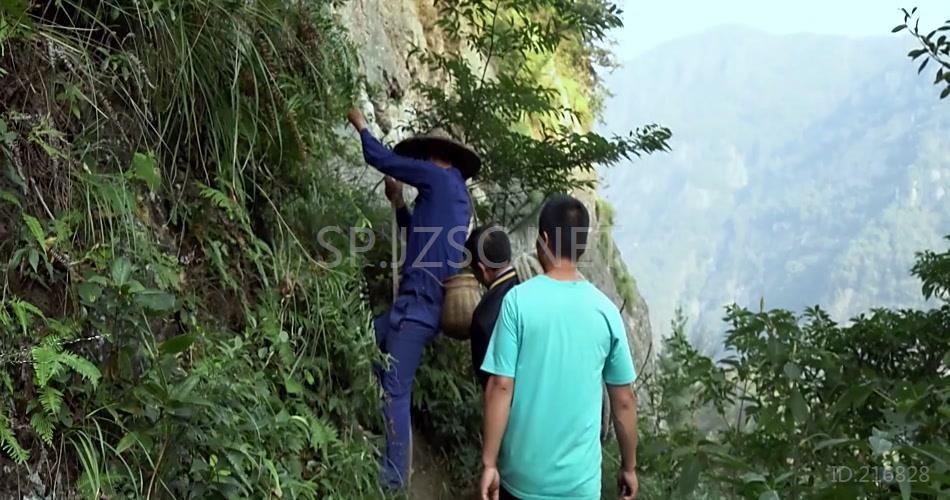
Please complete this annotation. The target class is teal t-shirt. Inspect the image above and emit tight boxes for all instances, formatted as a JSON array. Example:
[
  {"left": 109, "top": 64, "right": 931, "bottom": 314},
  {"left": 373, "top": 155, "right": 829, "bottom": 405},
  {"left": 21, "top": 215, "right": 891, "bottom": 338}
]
[{"left": 481, "top": 275, "right": 637, "bottom": 500}]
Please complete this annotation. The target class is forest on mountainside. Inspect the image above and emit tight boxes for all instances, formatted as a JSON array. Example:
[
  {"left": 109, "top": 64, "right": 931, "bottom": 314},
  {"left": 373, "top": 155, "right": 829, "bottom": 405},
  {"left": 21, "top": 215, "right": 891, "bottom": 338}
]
[
  {"left": 601, "top": 26, "right": 950, "bottom": 354},
  {"left": 606, "top": 10, "right": 950, "bottom": 499}
]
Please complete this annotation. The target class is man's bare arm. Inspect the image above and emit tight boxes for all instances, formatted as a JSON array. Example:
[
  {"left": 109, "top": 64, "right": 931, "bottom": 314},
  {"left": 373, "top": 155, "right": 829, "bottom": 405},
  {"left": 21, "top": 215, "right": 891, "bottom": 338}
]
[
  {"left": 482, "top": 375, "right": 515, "bottom": 468},
  {"left": 608, "top": 383, "right": 639, "bottom": 498}
]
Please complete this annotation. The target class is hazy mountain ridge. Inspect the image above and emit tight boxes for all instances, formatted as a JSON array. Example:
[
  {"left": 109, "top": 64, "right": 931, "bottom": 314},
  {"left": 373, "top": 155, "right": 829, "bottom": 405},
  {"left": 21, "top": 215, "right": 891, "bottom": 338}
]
[{"left": 599, "top": 27, "right": 949, "bottom": 353}]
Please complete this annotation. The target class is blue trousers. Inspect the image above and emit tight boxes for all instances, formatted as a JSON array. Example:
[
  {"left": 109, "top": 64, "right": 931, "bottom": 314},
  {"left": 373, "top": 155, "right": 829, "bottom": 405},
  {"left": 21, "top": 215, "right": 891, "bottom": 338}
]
[{"left": 373, "top": 313, "right": 439, "bottom": 488}]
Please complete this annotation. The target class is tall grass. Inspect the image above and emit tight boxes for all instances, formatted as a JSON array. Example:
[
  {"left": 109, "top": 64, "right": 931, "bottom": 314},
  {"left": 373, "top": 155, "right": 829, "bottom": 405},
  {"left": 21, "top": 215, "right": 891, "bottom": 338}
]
[{"left": 0, "top": 1, "right": 386, "bottom": 497}]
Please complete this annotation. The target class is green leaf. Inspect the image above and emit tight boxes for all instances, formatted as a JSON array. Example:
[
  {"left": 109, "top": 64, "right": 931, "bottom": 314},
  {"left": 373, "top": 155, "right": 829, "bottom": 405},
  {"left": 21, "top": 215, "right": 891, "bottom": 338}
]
[
  {"left": 909, "top": 48, "right": 928, "bottom": 60},
  {"left": 39, "top": 385, "right": 64, "bottom": 416},
  {"left": 116, "top": 432, "right": 140, "bottom": 454},
  {"left": 899, "top": 474, "right": 911, "bottom": 500},
  {"left": 284, "top": 377, "right": 304, "bottom": 395},
  {"left": 676, "top": 457, "right": 701, "bottom": 497},
  {"left": 159, "top": 334, "right": 195, "bottom": 355},
  {"left": 62, "top": 353, "right": 101, "bottom": 387},
  {"left": 309, "top": 417, "right": 338, "bottom": 449},
  {"left": 87, "top": 275, "right": 109, "bottom": 286},
  {"left": 918, "top": 58, "right": 930, "bottom": 74},
  {"left": 22, "top": 214, "right": 46, "bottom": 252},
  {"left": 740, "top": 472, "right": 767, "bottom": 483},
  {"left": 941, "top": 86, "right": 950, "bottom": 99},
  {"left": 32, "top": 346, "right": 63, "bottom": 386},
  {"left": 77, "top": 282, "right": 102, "bottom": 303},
  {"left": 892, "top": 24, "right": 907, "bottom": 33},
  {"left": 126, "top": 280, "right": 146, "bottom": 294},
  {"left": 11, "top": 298, "right": 43, "bottom": 334},
  {"left": 170, "top": 375, "right": 200, "bottom": 402},
  {"left": 134, "top": 291, "right": 176, "bottom": 311},
  {"left": 30, "top": 412, "right": 54, "bottom": 446},
  {"left": 5, "top": 163, "right": 27, "bottom": 193},
  {"left": 790, "top": 388, "right": 809, "bottom": 424},
  {"left": 783, "top": 361, "right": 801, "bottom": 380},
  {"left": 28, "top": 248, "right": 39, "bottom": 272},
  {"left": 265, "top": 459, "right": 283, "bottom": 498},
  {"left": 0, "top": 413, "right": 30, "bottom": 464},
  {"left": 0, "top": 0, "right": 30, "bottom": 19},
  {"left": 0, "top": 370, "right": 12, "bottom": 394},
  {"left": 759, "top": 491, "right": 780, "bottom": 500},
  {"left": 833, "top": 383, "right": 874, "bottom": 413},
  {"left": 773, "top": 471, "right": 794, "bottom": 483},
  {"left": 0, "top": 189, "right": 20, "bottom": 207},
  {"left": 130, "top": 152, "right": 160, "bottom": 191},
  {"left": 111, "top": 257, "right": 132, "bottom": 287},
  {"left": 814, "top": 438, "right": 852, "bottom": 451}
]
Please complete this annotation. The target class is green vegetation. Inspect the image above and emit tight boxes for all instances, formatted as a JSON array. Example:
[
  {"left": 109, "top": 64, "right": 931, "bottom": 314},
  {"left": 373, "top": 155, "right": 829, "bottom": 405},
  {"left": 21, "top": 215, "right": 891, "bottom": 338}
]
[
  {"left": 0, "top": 0, "right": 662, "bottom": 496},
  {"left": 596, "top": 197, "right": 639, "bottom": 307},
  {"left": 0, "top": 1, "right": 387, "bottom": 497},
  {"left": 635, "top": 241, "right": 950, "bottom": 499},
  {"left": 408, "top": 0, "right": 671, "bottom": 226},
  {"left": 895, "top": 7, "right": 950, "bottom": 98}
]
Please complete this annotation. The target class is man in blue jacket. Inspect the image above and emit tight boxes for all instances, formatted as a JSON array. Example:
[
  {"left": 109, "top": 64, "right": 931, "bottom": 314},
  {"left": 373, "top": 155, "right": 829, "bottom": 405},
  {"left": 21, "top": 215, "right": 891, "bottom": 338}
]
[{"left": 347, "top": 108, "right": 478, "bottom": 489}]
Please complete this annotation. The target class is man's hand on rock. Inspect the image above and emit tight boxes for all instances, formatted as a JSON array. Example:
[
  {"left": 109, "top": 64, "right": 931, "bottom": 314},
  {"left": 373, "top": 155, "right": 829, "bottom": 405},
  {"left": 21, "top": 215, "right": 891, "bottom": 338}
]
[{"left": 347, "top": 107, "right": 366, "bottom": 131}]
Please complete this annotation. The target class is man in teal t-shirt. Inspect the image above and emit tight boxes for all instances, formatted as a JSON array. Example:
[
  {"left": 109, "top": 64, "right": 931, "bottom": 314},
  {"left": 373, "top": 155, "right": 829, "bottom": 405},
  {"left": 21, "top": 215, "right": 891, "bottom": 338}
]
[{"left": 479, "top": 194, "right": 640, "bottom": 500}]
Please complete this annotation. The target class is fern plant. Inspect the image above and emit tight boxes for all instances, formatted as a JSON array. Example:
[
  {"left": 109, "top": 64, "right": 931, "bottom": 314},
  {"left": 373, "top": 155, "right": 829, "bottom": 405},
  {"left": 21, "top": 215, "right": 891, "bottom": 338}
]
[
  {"left": 0, "top": 292, "right": 102, "bottom": 465},
  {"left": 0, "top": 367, "right": 30, "bottom": 464},
  {"left": 28, "top": 343, "right": 100, "bottom": 449},
  {"left": 0, "top": 409, "right": 29, "bottom": 465}
]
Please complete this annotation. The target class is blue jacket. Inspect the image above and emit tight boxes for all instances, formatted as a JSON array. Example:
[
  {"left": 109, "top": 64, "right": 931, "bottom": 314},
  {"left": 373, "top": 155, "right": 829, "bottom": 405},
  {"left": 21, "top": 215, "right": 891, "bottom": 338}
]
[{"left": 360, "top": 129, "right": 471, "bottom": 330}]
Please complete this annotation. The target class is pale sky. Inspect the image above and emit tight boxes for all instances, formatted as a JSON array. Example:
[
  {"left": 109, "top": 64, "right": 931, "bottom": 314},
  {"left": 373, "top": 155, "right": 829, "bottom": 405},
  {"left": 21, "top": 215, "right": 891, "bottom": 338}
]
[{"left": 615, "top": 0, "right": 947, "bottom": 57}]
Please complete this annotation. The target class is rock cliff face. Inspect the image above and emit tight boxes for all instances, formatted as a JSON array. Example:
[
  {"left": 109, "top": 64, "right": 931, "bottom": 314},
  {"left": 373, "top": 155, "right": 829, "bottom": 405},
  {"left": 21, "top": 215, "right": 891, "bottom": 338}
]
[{"left": 337, "top": 0, "right": 654, "bottom": 374}]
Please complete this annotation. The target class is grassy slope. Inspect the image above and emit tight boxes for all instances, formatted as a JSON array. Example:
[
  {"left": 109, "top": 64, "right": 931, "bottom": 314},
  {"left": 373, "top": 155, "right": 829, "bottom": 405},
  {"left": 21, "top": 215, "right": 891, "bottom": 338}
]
[{"left": 0, "top": 2, "right": 392, "bottom": 497}]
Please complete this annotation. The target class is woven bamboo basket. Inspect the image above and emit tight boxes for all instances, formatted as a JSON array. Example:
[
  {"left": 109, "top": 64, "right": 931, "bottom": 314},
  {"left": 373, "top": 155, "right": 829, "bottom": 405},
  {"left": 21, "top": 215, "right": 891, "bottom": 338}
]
[{"left": 440, "top": 273, "right": 483, "bottom": 340}]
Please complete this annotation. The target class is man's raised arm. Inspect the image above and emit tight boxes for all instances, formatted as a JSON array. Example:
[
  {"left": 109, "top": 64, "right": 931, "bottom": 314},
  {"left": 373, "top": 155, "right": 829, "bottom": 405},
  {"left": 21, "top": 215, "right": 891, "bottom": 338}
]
[{"left": 347, "top": 108, "right": 436, "bottom": 190}]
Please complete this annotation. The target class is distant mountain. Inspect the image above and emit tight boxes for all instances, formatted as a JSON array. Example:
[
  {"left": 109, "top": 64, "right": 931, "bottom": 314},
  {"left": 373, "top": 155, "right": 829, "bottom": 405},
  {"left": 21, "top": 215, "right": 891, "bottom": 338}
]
[{"left": 599, "top": 27, "right": 950, "bottom": 354}]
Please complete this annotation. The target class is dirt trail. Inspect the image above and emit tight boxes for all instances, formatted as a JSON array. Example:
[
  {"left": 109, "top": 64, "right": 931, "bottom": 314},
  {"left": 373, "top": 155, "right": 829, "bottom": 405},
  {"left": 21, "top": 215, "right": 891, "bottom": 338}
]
[{"left": 409, "top": 427, "right": 465, "bottom": 500}]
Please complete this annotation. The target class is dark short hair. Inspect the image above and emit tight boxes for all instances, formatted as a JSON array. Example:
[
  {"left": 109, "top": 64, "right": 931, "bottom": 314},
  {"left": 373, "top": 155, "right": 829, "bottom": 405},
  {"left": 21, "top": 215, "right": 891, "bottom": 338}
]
[
  {"left": 538, "top": 194, "right": 590, "bottom": 261},
  {"left": 465, "top": 224, "right": 511, "bottom": 269}
]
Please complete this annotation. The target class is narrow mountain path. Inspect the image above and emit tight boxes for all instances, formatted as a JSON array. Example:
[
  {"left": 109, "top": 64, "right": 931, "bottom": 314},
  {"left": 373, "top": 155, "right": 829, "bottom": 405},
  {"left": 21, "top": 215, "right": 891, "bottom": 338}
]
[{"left": 409, "top": 427, "right": 462, "bottom": 499}]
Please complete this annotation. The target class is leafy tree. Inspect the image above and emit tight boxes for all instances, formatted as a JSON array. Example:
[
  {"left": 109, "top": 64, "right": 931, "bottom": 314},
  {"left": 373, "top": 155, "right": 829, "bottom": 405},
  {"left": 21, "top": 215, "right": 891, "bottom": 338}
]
[
  {"left": 637, "top": 242, "right": 950, "bottom": 499},
  {"left": 895, "top": 7, "right": 950, "bottom": 98},
  {"left": 408, "top": 0, "right": 671, "bottom": 225}
]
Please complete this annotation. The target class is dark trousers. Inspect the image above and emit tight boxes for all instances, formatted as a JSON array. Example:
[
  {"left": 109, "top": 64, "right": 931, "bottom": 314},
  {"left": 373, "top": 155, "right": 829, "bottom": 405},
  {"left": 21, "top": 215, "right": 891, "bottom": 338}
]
[{"left": 373, "top": 313, "right": 439, "bottom": 489}]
